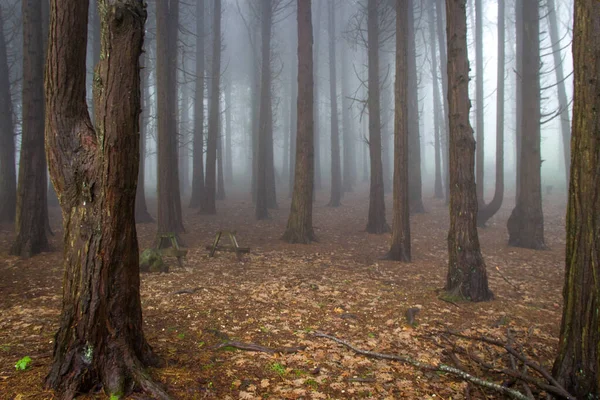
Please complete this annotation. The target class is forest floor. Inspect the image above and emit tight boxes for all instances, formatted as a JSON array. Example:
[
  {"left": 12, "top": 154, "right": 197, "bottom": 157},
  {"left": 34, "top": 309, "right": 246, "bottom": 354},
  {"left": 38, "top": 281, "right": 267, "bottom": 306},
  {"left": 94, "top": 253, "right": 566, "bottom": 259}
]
[{"left": 0, "top": 185, "right": 568, "bottom": 399}]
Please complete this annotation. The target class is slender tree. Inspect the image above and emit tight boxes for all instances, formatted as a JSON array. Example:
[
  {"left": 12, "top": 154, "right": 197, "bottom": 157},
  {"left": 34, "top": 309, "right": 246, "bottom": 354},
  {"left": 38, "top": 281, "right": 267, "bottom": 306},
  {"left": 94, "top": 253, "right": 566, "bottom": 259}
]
[
  {"left": 340, "top": 18, "right": 355, "bottom": 194},
  {"left": 282, "top": 0, "right": 315, "bottom": 243},
  {"left": 313, "top": 0, "right": 322, "bottom": 192},
  {"left": 327, "top": 0, "right": 341, "bottom": 207},
  {"left": 0, "top": 6, "right": 16, "bottom": 223},
  {"left": 44, "top": 1, "right": 168, "bottom": 397},
  {"left": 506, "top": 0, "right": 545, "bottom": 249},
  {"left": 387, "top": 0, "right": 410, "bottom": 261},
  {"left": 225, "top": 79, "right": 233, "bottom": 184},
  {"left": 189, "top": 0, "right": 205, "bottom": 208},
  {"left": 444, "top": 0, "right": 492, "bottom": 302},
  {"left": 436, "top": 0, "right": 450, "bottom": 202},
  {"left": 366, "top": 0, "right": 389, "bottom": 234},
  {"left": 11, "top": 0, "right": 50, "bottom": 257},
  {"left": 428, "top": 0, "right": 443, "bottom": 200},
  {"left": 552, "top": 1, "right": 600, "bottom": 395}
]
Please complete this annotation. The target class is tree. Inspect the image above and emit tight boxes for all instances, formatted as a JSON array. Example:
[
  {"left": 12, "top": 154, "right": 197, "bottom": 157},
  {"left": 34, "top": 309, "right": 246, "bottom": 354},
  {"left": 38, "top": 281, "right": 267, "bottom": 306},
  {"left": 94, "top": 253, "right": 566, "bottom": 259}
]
[
  {"left": 365, "top": 0, "right": 389, "bottom": 234},
  {"left": 436, "top": 0, "right": 450, "bottom": 202},
  {"left": 476, "top": 0, "right": 504, "bottom": 227},
  {"left": 444, "top": 0, "right": 492, "bottom": 302},
  {"left": 474, "top": 0, "right": 484, "bottom": 207},
  {"left": 11, "top": 0, "right": 50, "bottom": 257},
  {"left": 387, "top": 0, "right": 410, "bottom": 261},
  {"left": 44, "top": 1, "right": 168, "bottom": 397},
  {"left": 327, "top": 0, "right": 341, "bottom": 207},
  {"left": 552, "top": 1, "right": 600, "bottom": 396},
  {"left": 506, "top": 0, "right": 545, "bottom": 249},
  {"left": 282, "top": 0, "right": 315, "bottom": 244},
  {"left": 428, "top": 0, "right": 444, "bottom": 200},
  {"left": 189, "top": 0, "right": 205, "bottom": 208},
  {"left": 156, "top": 0, "right": 185, "bottom": 232},
  {"left": 0, "top": 5, "right": 16, "bottom": 223},
  {"left": 340, "top": 14, "right": 355, "bottom": 194}
]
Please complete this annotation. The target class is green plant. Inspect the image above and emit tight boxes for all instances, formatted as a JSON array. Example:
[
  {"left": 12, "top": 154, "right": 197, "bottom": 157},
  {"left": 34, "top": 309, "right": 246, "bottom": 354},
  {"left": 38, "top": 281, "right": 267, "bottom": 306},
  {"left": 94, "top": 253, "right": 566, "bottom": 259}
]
[
  {"left": 110, "top": 394, "right": 121, "bottom": 400},
  {"left": 15, "top": 356, "right": 32, "bottom": 371},
  {"left": 177, "top": 332, "right": 185, "bottom": 340},
  {"left": 270, "top": 362, "right": 286, "bottom": 375}
]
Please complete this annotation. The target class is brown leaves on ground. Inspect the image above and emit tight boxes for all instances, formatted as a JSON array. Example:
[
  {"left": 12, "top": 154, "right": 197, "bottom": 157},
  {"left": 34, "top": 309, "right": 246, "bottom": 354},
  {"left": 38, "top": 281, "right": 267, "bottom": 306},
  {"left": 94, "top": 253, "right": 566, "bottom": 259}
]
[{"left": 0, "top": 187, "right": 567, "bottom": 399}]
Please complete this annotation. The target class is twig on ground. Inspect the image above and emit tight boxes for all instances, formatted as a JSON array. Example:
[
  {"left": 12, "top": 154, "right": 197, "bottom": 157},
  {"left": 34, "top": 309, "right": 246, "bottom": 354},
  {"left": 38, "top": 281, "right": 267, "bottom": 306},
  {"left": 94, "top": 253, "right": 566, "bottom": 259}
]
[
  {"left": 212, "top": 340, "right": 307, "bottom": 354},
  {"left": 494, "top": 266, "right": 521, "bottom": 293}
]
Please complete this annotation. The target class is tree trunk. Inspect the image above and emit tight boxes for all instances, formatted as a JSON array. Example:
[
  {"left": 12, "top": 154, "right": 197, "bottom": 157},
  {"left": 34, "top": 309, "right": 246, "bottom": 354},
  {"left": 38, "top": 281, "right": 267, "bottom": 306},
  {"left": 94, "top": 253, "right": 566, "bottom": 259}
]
[
  {"left": 44, "top": 1, "right": 167, "bottom": 398},
  {"left": 217, "top": 113, "right": 225, "bottom": 200},
  {"left": 135, "top": 47, "right": 154, "bottom": 223},
  {"left": 313, "top": 0, "right": 322, "bottom": 192},
  {"left": 179, "top": 79, "right": 191, "bottom": 198},
  {"left": 11, "top": 0, "right": 50, "bottom": 257},
  {"left": 202, "top": 0, "right": 221, "bottom": 214},
  {"left": 546, "top": 0, "right": 571, "bottom": 189},
  {"left": 407, "top": 0, "right": 424, "bottom": 214},
  {"left": 340, "top": 22, "right": 355, "bottom": 194},
  {"left": 552, "top": 2, "right": 600, "bottom": 395},
  {"left": 514, "top": 0, "right": 522, "bottom": 200},
  {"left": 0, "top": 6, "right": 16, "bottom": 223},
  {"left": 225, "top": 80, "right": 233, "bottom": 184},
  {"left": 366, "top": 0, "right": 389, "bottom": 234},
  {"left": 327, "top": 0, "right": 341, "bottom": 207},
  {"left": 506, "top": 0, "right": 545, "bottom": 249},
  {"left": 429, "top": 0, "right": 444, "bottom": 200},
  {"left": 474, "top": 0, "right": 485, "bottom": 207},
  {"left": 282, "top": 0, "right": 315, "bottom": 243},
  {"left": 476, "top": 0, "right": 504, "bottom": 227},
  {"left": 156, "top": 0, "right": 185, "bottom": 232},
  {"left": 436, "top": 0, "right": 450, "bottom": 202},
  {"left": 189, "top": 0, "right": 205, "bottom": 208},
  {"left": 388, "top": 0, "right": 411, "bottom": 261},
  {"left": 282, "top": 83, "right": 290, "bottom": 192},
  {"left": 444, "top": 0, "right": 492, "bottom": 302},
  {"left": 289, "top": 34, "right": 298, "bottom": 197}
]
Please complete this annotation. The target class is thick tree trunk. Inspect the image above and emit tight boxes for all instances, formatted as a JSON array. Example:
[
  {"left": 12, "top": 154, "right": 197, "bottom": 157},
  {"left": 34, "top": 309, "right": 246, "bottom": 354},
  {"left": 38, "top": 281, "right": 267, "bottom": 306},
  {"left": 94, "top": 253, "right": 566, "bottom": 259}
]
[
  {"left": 45, "top": 1, "right": 167, "bottom": 398},
  {"left": 436, "top": 0, "right": 450, "bottom": 202},
  {"left": 0, "top": 7, "right": 16, "bottom": 223},
  {"left": 429, "top": 0, "right": 444, "bottom": 200},
  {"left": 189, "top": 0, "right": 205, "bottom": 208},
  {"left": 157, "top": 0, "right": 185, "bottom": 232},
  {"left": 388, "top": 0, "right": 411, "bottom": 262},
  {"left": 477, "top": 0, "right": 504, "bottom": 227},
  {"left": 327, "top": 0, "right": 341, "bottom": 207},
  {"left": 366, "top": 0, "right": 389, "bottom": 234},
  {"left": 11, "top": 0, "right": 50, "bottom": 257},
  {"left": 474, "top": 0, "right": 484, "bottom": 207},
  {"left": 135, "top": 48, "right": 154, "bottom": 223},
  {"left": 546, "top": 0, "right": 571, "bottom": 188},
  {"left": 506, "top": 0, "right": 545, "bottom": 249},
  {"left": 552, "top": 2, "right": 600, "bottom": 395},
  {"left": 407, "top": 0, "right": 424, "bottom": 214},
  {"left": 445, "top": 0, "right": 492, "bottom": 302},
  {"left": 282, "top": 0, "right": 315, "bottom": 243},
  {"left": 202, "top": 0, "right": 221, "bottom": 214}
]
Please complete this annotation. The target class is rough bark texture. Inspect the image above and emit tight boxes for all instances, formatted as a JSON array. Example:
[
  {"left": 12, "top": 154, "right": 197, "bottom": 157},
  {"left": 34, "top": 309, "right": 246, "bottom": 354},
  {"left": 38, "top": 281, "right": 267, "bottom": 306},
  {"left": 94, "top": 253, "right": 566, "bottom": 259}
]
[
  {"left": 156, "top": 0, "right": 185, "bottom": 232},
  {"left": 406, "top": 0, "right": 424, "bottom": 214},
  {"left": 506, "top": 0, "right": 545, "bottom": 250},
  {"left": 190, "top": 0, "right": 205, "bottom": 208},
  {"left": 11, "top": 0, "right": 50, "bottom": 257},
  {"left": 44, "top": 1, "right": 167, "bottom": 398},
  {"left": 444, "top": 0, "right": 492, "bottom": 302},
  {"left": 282, "top": 0, "right": 315, "bottom": 244},
  {"left": 474, "top": 0, "right": 484, "bottom": 207},
  {"left": 552, "top": 1, "right": 600, "bottom": 396},
  {"left": 366, "top": 0, "right": 389, "bottom": 234},
  {"left": 0, "top": 6, "right": 16, "bottom": 223},
  {"left": 476, "top": 0, "right": 504, "bottom": 227},
  {"left": 388, "top": 0, "right": 411, "bottom": 262},
  {"left": 429, "top": 0, "right": 444, "bottom": 200},
  {"left": 327, "top": 0, "right": 341, "bottom": 207}
]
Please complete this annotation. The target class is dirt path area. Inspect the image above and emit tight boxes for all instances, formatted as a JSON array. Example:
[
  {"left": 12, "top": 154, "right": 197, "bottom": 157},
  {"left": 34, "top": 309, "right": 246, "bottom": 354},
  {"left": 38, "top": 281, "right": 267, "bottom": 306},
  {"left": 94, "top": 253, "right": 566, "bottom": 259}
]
[{"left": 0, "top": 186, "right": 568, "bottom": 399}]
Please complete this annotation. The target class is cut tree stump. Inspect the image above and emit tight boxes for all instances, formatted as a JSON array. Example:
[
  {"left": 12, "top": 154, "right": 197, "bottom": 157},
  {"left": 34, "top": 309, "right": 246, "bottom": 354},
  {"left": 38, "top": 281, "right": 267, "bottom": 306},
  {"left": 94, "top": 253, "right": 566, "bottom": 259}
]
[{"left": 207, "top": 230, "right": 250, "bottom": 261}]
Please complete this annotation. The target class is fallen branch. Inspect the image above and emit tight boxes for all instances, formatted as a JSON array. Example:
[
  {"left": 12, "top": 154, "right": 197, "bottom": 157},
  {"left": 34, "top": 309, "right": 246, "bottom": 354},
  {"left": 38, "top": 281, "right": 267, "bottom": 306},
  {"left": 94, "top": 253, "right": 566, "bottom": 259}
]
[
  {"left": 494, "top": 266, "right": 521, "bottom": 293},
  {"left": 213, "top": 340, "right": 307, "bottom": 355},
  {"left": 313, "top": 331, "right": 531, "bottom": 400}
]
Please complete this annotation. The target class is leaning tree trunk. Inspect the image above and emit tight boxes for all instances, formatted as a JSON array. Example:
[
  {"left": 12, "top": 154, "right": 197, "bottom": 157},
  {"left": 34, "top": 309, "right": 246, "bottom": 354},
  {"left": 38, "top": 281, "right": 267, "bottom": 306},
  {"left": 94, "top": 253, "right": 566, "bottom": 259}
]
[
  {"left": 0, "top": 6, "right": 16, "bottom": 224},
  {"left": 282, "top": 0, "right": 316, "bottom": 244},
  {"left": 327, "top": 0, "right": 341, "bottom": 207},
  {"left": 388, "top": 0, "right": 411, "bottom": 262},
  {"left": 445, "top": 0, "right": 492, "bottom": 302},
  {"left": 506, "top": 0, "right": 545, "bottom": 249},
  {"left": 366, "top": 0, "right": 389, "bottom": 234},
  {"left": 476, "top": 0, "right": 504, "bottom": 227},
  {"left": 44, "top": 1, "right": 168, "bottom": 398},
  {"left": 11, "top": 0, "right": 50, "bottom": 257},
  {"left": 429, "top": 0, "right": 444, "bottom": 200},
  {"left": 552, "top": 1, "right": 600, "bottom": 396}
]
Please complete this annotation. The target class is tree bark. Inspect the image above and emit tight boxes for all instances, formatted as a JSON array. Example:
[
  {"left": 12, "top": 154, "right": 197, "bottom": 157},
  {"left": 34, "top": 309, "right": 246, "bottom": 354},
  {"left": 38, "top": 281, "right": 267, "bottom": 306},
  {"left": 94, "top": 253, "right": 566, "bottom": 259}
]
[
  {"left": 0, "top": 6, "right": 16, "bottom": 223},
  {"left": 189, "top": 0, "right": 205, "bottom": 208},
  {"left": 11, "top": 0, "right": 50, "bottom": 257},
  {"left": 313, "top": 0, "right": 322, "bottom": 192},
  {"left": 217, "top": 111, "right": 225, "bottom": 201},
  {"left": 327, "top": 0, "right": 341, "bottom": 207},
  {"left": 429, "top": 0, "right": 444, "bottom": 200},
  {"left": 282, "top": 0, "right": 315, "bottom": 244},
  {"left": 388, "top": 0, "right": 411, "bottom": 262},
  {"left": 340, "top": 18, "right": 355, "bottom": 194},
  {"left": 436, "top": 0, "right": 450, "bottom": 202},
  {"left": 288, "top": 31, "right": 298, "bottom": 197},
  {"left": 44, "top": 1, "right": 167, "bottom": 398},
  {"left": 366, "top": 0, "right": 389, "bottom": 234},
  {"left": 506, "top": 0, "right": 545, "bottom": 250},
  {"left": 474, "top": 0, "right": 484, "bottom": 207},
  {"left": 552, "top": 1, "right": 600, "bottom": 395},
  {"left": 225, "top": 79, "right": 233, "bottom": 184},
  {"left": 444, "top": 0, "right": 492, "bottom": 302},
  {"left": 476, "top": 0, "right": 504, "bottom": 227}
]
